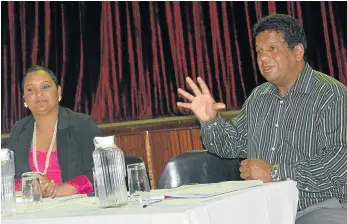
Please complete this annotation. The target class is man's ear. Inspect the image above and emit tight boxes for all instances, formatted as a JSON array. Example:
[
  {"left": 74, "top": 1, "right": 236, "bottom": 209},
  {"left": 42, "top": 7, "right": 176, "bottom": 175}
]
[{"left": 294, "top": 43, "right": 305, "bottom": 61}]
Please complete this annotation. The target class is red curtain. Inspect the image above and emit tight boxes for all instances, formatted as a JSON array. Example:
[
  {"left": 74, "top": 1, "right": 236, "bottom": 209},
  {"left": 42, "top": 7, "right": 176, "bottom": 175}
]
[{"left": 2, "top": 1, "right": 347, "bottom": 133}]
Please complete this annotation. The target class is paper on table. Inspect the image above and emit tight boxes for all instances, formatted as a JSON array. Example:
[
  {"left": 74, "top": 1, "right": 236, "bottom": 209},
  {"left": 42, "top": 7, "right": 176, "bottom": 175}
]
[
  {"left": 141, "top": 180, "right": 264, "bottom": 208},
  {"left": 164, "top": 180, "right": 263, "bottom": 199}
]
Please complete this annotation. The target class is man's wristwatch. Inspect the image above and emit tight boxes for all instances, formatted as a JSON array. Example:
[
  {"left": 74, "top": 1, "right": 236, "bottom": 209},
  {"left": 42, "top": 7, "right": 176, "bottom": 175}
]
[{"left": 270, "top": 164, "right": 281, "bottom": 182}]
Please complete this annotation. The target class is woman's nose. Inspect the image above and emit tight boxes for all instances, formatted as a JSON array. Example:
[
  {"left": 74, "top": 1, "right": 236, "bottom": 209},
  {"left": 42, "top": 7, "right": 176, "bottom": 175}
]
[{"left": 35, "top": 90, "right": 43, "bottom": 96}]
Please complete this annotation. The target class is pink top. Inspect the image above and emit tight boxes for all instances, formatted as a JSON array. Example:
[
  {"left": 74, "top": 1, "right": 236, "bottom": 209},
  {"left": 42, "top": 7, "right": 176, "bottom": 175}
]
[
  {"left": 29, "top": 149, "right": 63, "bottom": 184},
  {"left": 15, "top": 148, "right": 93, "bottom": 194}
]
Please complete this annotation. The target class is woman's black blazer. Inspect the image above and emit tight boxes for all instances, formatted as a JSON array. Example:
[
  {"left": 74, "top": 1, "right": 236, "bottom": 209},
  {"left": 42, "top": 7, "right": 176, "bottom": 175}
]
[{"left": 6, "top": 106, "right": 102, "bottom": 183}]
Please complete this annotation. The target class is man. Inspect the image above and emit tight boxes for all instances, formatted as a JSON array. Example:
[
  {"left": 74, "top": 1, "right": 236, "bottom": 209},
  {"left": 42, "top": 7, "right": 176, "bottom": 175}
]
[{"left": 177, "top": 14, "right": 347, "bottom": 223}]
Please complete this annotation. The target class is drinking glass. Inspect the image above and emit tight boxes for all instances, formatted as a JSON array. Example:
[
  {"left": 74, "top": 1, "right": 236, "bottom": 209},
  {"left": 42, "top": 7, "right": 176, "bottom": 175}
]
[
  {"left": 21, "top": 172, "right": 42, "bottom": 211},
  {"left": 127, "top": 162, "right": 150, "bottom": 202}
]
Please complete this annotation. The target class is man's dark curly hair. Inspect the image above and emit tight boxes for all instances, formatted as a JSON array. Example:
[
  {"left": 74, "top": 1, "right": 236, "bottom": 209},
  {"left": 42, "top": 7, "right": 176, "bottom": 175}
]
[{"left": 252, "top": 14, "right": 307, "bottom": 59}]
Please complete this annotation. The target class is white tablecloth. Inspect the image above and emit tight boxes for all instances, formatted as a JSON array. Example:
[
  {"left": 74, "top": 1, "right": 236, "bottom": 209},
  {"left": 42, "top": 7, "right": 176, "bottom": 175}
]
[{"left": 2, "top": 180, "right": 299, "bottom": 224}]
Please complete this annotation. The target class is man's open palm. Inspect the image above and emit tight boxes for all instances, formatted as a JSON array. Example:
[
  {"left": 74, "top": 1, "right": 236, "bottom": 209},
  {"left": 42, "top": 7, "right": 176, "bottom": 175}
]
[{"left": 177, "top": 77, "right": 226, "bottom": 121}]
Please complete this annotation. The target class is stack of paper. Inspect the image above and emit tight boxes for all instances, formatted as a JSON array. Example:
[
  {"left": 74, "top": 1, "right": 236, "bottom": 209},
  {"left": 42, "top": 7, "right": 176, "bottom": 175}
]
[{"left": 164, "top": 180, "right": 263, "bottom": 199}]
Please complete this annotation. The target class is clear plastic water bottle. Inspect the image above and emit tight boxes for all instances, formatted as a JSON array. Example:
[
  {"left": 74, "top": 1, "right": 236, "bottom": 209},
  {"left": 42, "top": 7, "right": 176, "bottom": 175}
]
[
  {"left": 1, "top": 148, "right": 16, "bottom": 216},
  {"left": 92, "top": 136, "right": 128, "bottom": 208}
]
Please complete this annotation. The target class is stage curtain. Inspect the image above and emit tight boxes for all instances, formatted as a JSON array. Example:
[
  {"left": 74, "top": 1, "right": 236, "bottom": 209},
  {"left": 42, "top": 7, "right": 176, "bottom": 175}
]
[{"left": 2, "top": 1, "right": 347, "bottom": 133}]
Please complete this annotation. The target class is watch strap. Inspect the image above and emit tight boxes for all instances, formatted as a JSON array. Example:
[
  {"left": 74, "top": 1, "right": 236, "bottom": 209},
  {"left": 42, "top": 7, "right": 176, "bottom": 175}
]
[{"left": 271, "top": 164, "right": 281, "bottom": 182}]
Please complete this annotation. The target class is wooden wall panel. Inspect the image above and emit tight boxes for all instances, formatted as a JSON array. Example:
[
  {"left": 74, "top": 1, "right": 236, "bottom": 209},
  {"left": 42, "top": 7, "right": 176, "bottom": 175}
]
[
  {"left": 177, "top": 130, "right": 192, "bottom": 151},
  {"left": 148, "top": 128, "right": 204, "bottom": 188},
  {"left": 148, "top": 131, "right": 173, "bottom": 187},
  {"left": 191, "top": 129, "right": 204, "bottom": 150},
  {"left": 114, "top": 133, "right": 159, "bottom": 188},
  {"left": 115, "top": 133, "right": 147, "bottom": 160},
  {"left": 100, "top": 129, "right": 204, "bottom": 189}
]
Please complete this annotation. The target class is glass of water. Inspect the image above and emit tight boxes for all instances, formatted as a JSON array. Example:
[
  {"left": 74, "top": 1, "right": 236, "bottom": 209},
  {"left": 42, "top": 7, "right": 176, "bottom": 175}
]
[
  {"left": 127, "top": 162, "right": 150, "bottom": 202},
  {"left": 21, "top": 172, "right": 42, "bottom": 211}
]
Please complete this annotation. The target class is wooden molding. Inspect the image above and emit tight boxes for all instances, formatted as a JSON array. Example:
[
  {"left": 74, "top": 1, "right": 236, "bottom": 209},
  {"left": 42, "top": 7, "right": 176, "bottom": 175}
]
[{"left": 1, "top": 110, "right": 240, "bottom": 138}]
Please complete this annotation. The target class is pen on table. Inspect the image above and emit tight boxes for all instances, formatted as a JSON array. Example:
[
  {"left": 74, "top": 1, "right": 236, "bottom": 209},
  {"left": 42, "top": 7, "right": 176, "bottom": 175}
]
[{"left": 142, "top": 195, "right": 172, "bottom": 208}]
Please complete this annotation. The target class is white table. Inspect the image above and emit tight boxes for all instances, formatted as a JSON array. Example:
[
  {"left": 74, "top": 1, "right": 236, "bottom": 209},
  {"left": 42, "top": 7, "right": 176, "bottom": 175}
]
[{"left": 2, "top": 180, "right": 299, "bottom": 224}]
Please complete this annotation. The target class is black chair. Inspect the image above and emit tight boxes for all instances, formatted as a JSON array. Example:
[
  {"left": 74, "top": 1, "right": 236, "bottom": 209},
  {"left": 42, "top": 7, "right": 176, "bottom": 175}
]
[
  {"left": 157, "top": 150, "right": 243, "bottom": 189},
  {"left": 125, "top": 155, "right": 144, "bottom": 167}
]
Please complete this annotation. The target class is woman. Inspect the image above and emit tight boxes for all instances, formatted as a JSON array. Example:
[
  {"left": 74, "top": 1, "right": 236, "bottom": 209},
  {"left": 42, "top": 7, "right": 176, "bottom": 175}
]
[{"left": 6, "top": 65, "right": 102, "bottom": 198}]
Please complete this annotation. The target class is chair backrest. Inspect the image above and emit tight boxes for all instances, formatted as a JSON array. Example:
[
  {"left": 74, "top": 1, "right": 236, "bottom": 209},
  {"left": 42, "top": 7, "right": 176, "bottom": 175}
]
[
  {"left": 125, "top": 155, "right": 144, "bottom": 167},
  {"left": 157, "top": 150, "right": 242, "bottom": 189}
]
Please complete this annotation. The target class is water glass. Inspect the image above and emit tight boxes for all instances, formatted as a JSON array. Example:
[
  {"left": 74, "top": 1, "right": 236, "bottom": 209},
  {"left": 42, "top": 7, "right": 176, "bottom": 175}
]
[
  {"left": 127, "top": 162, "right": 150, "bottom": 202},
  {"left": 21, "top": 172, "right": 42, "bottom": 211}
]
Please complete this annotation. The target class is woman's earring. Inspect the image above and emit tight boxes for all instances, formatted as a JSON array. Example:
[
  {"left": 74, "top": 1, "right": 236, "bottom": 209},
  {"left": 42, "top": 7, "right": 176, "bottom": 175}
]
[
  {"left": 24, "top": 102, "right": 28, "bottom": 108},
  {"left": 58, "top": 96, "right": 62, "bottom": 102}
]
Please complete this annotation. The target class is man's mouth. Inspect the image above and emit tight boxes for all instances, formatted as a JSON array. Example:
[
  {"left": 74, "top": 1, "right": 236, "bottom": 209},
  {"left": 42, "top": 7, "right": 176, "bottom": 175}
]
[{"left": 263, "top": 65, "right": 274, "bottom": 73}]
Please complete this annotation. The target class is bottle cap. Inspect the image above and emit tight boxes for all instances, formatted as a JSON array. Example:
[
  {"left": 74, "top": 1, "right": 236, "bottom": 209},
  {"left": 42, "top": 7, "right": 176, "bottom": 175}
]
[
  {"left": 93, "top": 136, "right": 115, "bottom": 149},
  {"left": 1, "top": 148, "right": 11, "bottom": 162}
]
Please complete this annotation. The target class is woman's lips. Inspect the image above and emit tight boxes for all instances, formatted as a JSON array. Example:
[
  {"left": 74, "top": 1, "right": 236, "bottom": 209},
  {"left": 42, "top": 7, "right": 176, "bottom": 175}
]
[{"left": 35, "top": 99, "right": 47, "bottom": 104}]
